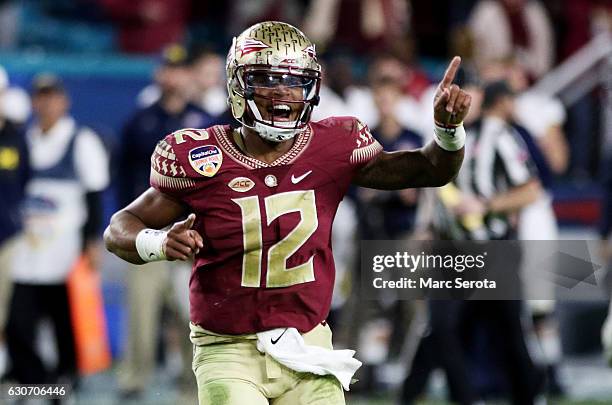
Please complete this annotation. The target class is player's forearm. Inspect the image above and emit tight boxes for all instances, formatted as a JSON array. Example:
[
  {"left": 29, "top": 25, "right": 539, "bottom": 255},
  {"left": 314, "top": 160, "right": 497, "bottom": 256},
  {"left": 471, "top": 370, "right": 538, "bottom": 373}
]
[
  {"left": 420, "top": 141, "right": 464, "bottom": 186},
  {"left": 104, "top": 210, "right": 147, "bottom": 264},
  {"left": 353, "top": 142, "right": 463, "bottom": 190},
  {"left": 540, "top": 126, "right": 569, "bottom": 174},
  {"left": 487, "top": 179, "right": 542, "bottom": 214}
]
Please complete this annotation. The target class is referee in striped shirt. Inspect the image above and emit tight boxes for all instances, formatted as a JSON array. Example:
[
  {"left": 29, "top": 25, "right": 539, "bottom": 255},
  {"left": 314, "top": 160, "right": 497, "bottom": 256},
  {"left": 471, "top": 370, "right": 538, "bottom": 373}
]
[
  {"left": 454, "top": 80, "right": 544, "bottom": 403},
  {"left": 401, "top": 80, "right": 545, "bottom": 405},
  {"left": 454, "top": 80, "right": 542, "bottom": 241}
]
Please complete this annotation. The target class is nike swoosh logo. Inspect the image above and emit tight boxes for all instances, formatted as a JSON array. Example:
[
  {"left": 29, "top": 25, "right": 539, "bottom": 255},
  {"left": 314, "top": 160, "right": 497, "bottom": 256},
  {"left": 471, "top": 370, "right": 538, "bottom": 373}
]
[
  {"left": 291, "top": 170, "right": 312, "bottom": 184},
  {"left": 271, "top": 328, "right": 288, "bottom": 345}
]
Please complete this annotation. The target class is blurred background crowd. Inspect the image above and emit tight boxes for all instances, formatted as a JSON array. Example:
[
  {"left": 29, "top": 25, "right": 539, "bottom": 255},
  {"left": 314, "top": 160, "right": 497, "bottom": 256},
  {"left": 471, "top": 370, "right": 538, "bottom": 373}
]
[{"left": 0, "top": 0, "right": 611, "bottom": 404}]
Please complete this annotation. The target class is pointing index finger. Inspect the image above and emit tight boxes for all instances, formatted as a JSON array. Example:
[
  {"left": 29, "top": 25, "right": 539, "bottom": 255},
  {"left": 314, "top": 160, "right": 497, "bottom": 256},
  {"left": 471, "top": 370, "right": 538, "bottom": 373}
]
[{"left": 440, "top": 56, "right": 461, "bottom": 89}]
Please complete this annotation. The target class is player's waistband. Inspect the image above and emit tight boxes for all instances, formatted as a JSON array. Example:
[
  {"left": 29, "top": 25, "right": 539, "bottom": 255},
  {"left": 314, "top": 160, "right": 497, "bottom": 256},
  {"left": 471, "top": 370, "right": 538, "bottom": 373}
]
[{"left": 189, "top": 321, "right": 329, "bottom": 347}]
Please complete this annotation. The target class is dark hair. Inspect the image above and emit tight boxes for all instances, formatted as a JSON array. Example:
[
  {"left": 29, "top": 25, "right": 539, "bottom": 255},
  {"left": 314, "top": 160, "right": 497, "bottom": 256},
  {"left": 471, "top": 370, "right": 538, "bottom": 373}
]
[{"left": 481, "top": 80, "right": 514, "bottom": 109}]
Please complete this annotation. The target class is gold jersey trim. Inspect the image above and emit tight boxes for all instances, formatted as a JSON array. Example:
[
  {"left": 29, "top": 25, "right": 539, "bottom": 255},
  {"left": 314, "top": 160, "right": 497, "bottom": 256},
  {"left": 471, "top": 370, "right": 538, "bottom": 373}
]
[
  {"left": 213, "top": 125, "right": 313, "bottom": 169},
  {"left": 350, "top": 141, "right": 383, "bottom": 165},
  {"left": 150, "top": 168, "right": 196, "bottom": 190}
]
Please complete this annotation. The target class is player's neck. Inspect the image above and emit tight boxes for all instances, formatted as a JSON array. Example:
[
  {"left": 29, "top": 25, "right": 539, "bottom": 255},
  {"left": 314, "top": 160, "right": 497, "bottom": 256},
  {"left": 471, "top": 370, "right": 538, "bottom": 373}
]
[{"left": 240, "top": 127, "right": 295, "bottom": 164}]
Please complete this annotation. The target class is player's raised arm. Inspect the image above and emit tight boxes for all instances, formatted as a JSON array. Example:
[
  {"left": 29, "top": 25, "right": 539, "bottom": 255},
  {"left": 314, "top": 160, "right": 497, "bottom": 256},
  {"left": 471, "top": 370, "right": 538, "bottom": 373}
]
[
  {"left": 104, "top": 187, "right": 203, "bottom": 264},
  {"left": 353, "top": 56, "right": 470, "bottom": 190}
]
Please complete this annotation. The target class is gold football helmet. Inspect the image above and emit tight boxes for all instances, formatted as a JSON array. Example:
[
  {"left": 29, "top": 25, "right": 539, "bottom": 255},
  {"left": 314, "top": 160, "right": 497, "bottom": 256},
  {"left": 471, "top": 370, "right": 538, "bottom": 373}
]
[{"left": 226, "top": 21, "right": 322, "bottom": 142}]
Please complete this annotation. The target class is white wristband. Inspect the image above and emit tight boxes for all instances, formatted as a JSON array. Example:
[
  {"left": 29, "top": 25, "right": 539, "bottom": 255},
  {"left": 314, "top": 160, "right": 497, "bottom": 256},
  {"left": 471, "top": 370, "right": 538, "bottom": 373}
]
[
  {"left": 433, "top": 123, "right": 466, "bottom": 151},
  {"left": 135, "top": 229, "right": 168, "bottom": 262}
]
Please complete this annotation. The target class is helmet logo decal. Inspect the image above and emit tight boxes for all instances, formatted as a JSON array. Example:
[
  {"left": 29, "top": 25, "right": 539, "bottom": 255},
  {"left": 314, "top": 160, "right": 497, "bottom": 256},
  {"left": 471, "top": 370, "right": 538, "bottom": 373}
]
[
  {"left": 303, "top": 44, "right": 317, "bottom": 59},
  {"left": 188, "top": 145, "right": 223, "bottom": 177},
  {"left": 238, "top": 38, "right": 270, "bottom": 57}
]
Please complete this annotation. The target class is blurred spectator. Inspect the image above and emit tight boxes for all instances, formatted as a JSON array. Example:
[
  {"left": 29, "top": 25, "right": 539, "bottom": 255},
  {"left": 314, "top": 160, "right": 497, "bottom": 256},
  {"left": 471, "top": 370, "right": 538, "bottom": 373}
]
[
  {"left": 310, "top": 60, "right": 351, "bottom": 121},
  {"left": 115, "top": 44, "right": 212, "bottom": 400},
  {"left": 6, "top": 73, "right": 109, "bottom": 389},
  {"left": 139, "top": 47, "right": 229, "bottom": 120},
  {"left": 123, "top": 44, "right": 214, "bottom": 204},
  {"left": 303, "top": 0, "right": 410, "bottom": 55},
  {"left": 468, "top": 0, "right": 555, "bottom": 79},
  {"left": 317, "top": 54, "right": 428, "bottom": 135},
  {"left": 319, "top": 55, "right": 378, "bottom": 126},
  {"left": 100, "top": 0, "right": 190, "bottom": 54},
  {"left": 369, "top": 54, "right": 430, "bottom": 101},
  {"left": 189, "top": 48, "right": 228, "bottom": 118},
  {"left": 367, "top": 54, "right": 429, "bottom": 135},
  {"left": 358, "top": 77, "right": 422, "bottom": 240},
  {"left": 0, "top": 65, "right": 29, "bottom": 376}
]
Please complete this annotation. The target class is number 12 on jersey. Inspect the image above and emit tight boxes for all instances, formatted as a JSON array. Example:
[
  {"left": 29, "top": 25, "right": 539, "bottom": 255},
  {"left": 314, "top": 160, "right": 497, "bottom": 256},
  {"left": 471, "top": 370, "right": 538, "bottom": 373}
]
[{"left": 232, "top": 190, "right": 318, "bottom": 288}]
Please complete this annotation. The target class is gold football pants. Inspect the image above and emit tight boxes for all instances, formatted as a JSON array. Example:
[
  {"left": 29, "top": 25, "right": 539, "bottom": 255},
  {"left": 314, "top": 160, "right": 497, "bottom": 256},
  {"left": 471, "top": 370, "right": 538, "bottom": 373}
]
[{"left": 190, "top": 322, "right": 346, "bottom": 405}]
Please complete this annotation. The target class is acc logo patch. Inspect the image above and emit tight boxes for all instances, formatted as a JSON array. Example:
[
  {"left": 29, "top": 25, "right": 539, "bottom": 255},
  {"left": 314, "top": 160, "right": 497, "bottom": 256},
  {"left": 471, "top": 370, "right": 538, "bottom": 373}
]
[
  {"left": 228, "top": 177, "right": 255, "bottom": 193},
  {"left": 188, "top": 145, "right": 223, "bottom": 177}
]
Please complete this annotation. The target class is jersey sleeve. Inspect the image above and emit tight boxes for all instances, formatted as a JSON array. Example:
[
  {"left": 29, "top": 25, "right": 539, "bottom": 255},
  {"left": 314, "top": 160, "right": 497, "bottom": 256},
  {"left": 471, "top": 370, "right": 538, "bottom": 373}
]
[
  {"left": 149, "top": 130, "right": 200, "bottom": 199},
  {"left": 346, "top": 118, "right": 383, "bottom": 169}
]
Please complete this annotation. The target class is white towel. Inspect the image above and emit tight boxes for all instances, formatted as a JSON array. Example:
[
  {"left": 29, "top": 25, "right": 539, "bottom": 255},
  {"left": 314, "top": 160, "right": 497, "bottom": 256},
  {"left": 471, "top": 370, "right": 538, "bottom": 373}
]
[{"left": 256, "top": 327, "right": 362, "bottom": 391}]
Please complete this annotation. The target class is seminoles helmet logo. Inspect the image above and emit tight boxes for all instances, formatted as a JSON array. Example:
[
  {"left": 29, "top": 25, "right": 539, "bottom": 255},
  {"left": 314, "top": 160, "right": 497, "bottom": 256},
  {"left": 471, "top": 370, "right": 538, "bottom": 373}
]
[{"left": 238, "top": 38, "right": 270, "bottom": 57}]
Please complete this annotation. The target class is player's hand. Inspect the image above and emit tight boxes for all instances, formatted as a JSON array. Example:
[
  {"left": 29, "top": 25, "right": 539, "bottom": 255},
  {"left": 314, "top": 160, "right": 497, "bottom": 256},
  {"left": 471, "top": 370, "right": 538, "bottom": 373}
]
[
  {"left": 433, "top": 56, "right": 472, "bottom": 126},
  {"left": 164, "top": 214, "right": 204, "bottom": 261},
  {"left": 454, "top": 194, "right": 487, "bottom": 217}
]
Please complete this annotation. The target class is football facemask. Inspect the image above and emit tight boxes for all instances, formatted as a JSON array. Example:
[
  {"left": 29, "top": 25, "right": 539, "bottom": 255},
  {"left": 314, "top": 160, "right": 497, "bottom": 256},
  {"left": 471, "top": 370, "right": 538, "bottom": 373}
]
[{"left": 238, "top": 68, "right": 320, "bottom": 142}]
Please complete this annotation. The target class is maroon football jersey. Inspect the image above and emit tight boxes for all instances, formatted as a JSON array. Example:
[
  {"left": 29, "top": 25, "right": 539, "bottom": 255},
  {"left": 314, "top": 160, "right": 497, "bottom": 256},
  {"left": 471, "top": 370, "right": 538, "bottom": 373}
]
[{"left": 150, "top": 117, "right": 382, "bottom": 334}]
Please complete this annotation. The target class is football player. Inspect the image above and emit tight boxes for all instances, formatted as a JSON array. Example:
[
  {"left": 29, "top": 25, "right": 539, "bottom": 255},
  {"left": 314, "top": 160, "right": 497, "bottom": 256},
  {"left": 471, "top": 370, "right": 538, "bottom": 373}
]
[{"left": 104, "top": 21, "right": 471, "bottom": 405}]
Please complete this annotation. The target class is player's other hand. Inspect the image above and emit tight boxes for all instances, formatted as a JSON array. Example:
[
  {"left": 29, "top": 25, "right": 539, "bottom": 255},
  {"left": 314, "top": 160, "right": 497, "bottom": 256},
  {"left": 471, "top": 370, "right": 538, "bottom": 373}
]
[
  {"left": 164, "top": 213, "right": 204, "bottom": 261},
  {"left": 433, "top": 56, "right": 472, "bottom": 126}
]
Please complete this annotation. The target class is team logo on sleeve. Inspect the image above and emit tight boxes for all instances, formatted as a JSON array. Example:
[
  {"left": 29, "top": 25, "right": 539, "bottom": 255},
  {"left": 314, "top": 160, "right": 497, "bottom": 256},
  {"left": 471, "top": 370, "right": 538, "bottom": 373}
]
[
  {"left": 228, "top": 177, "right": 255, "bottom": 192},
  {"left": 188, "top": 145, "right": 223, "bottom": 177}
]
